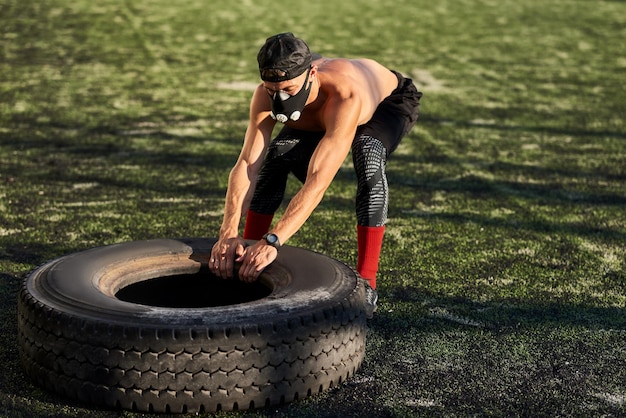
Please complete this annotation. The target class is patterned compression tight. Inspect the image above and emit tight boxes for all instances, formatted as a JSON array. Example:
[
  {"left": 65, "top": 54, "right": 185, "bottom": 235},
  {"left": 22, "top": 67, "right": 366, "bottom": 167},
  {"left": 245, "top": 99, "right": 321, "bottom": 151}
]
[{"left": 352, "top": 135, "right": 388, "bottom": 227}]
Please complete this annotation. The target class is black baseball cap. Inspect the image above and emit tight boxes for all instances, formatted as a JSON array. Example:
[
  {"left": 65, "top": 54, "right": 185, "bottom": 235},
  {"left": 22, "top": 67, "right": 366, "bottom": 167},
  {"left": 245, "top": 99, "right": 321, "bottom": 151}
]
[{"left": 257, "top": 32, "right": 312, "bottom": 82}]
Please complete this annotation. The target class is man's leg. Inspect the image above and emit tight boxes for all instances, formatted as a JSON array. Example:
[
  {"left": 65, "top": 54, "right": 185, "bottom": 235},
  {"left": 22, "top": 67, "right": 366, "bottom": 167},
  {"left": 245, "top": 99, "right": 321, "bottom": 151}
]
[
  {"left": 243, "top": 138, "right": 292, "bottom": 240},
  {"left": 244, "top": 128, "right": 323, "bottom": 240},
  {"left": 352, "top": 135, "right": 389, "bottom": 290},
  {"left": 243, "top": 210, "right": 275, "bottom": 240},
  {"left": 352, "top": 71, "right": 422, "bottom": 289}
]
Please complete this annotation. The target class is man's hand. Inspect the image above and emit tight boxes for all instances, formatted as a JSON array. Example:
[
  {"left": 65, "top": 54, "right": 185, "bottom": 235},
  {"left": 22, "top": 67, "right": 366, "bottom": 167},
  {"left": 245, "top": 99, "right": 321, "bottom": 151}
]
[
  {"left": 236, "top": 241, "right": 278, "bottom": 282},
  {"left": 210, "top": 237, "right": 247, "bottom": 279},
  {"left": 210, "top": 238, "right": 278, "bottom": 282}
]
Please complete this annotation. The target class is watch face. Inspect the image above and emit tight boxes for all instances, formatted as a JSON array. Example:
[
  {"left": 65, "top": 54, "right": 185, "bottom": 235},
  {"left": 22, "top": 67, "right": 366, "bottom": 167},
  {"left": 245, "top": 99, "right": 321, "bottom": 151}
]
[{"left": 264, "top": 233, "right": 280, "bottom": 248}]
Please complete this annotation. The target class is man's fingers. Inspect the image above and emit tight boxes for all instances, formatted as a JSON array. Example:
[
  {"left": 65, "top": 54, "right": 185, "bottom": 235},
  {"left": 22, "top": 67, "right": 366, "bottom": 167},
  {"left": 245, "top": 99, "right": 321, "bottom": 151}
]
[
  {"left": 216, "top": 254, "right": 224, "bottom": 277},
  {"left": 209, "top": 250, "right": 222, "bottom": 277},
  {"left": 234, "top": 243, "right": 246, "bottom": 262},
  {"left": 238, "top": 249, "right": 270, "bottom": 282},
  {"left": 239, "top": 262, "right": 261, "bottom": 282},
  {"left": 225, "top": 252, "right": 235, "bottom": 279},
  {"left": 210, "top": 247, "right": 229, "bottom": 278},
  {"left": 237, "top": 250, "right": 251, "bottom": 281},
  {"left": 219, "top": 252, "right": 231, "bottom": 278},
  {"left": 236, "top": 242, "right": 246, "bottom": 257},
  {"left": 210, "top": 238, "right": 250, "bottom": 279}
]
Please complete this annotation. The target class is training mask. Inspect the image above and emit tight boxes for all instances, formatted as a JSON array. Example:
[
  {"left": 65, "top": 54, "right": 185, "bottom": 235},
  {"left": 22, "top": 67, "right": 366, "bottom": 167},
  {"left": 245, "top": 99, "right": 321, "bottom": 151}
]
[{"left": 269, "top": 70, "right": 311, "bottom": 123}]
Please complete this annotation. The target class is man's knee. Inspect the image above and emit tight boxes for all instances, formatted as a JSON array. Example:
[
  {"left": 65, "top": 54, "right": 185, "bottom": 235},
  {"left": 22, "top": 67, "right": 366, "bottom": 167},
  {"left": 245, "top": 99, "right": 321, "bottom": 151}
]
[{"left": 352, "top": 135, "right": 388, "bottom": 227}]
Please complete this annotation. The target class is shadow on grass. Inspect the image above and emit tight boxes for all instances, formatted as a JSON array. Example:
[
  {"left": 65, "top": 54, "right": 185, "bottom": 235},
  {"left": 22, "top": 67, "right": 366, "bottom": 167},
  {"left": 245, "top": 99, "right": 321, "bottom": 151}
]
[
  {"left": 280, "top": 288, "right": 626, "bottom": 417},
  {"left": 354, "top": 287, "right": 626, "bottom": 416},
  {"left": 405, "top": 209, "right": 626, "bottom": 244},
  {"left": 382, "top": 287, "right": 626, "bottom": 332},
  {"left": 420, "top": 116, "right": 626, "bottom": 141},
  {"left": 0, "top": 116, "right": 239, "bottom": 199},
  {"left": 389, "top": 169, "right": 626, "bottom": 208}
]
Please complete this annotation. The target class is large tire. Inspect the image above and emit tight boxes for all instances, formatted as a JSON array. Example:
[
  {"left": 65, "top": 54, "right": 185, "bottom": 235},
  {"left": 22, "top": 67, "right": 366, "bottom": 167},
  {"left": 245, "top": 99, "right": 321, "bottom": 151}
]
[{"left": 17, "top": 238, "right": 369, "bottom": 413}]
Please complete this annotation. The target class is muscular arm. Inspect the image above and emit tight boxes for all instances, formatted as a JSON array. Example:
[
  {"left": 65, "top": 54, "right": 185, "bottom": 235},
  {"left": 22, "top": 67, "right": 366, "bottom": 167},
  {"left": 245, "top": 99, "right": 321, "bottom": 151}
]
[
  {"left": 211, "top": 86, "right": 275, "bottom": 278},
  {"left": 271, "top": 92, "right": 362, "bottom": 243},
  {"left": 219, "top": 86, "right": 275, "bottom": 238}
]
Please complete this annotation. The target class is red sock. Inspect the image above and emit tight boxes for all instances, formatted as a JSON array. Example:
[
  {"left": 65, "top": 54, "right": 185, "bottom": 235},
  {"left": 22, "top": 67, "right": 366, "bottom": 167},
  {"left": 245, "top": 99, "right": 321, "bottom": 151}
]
[
  {"left": 357, "top": 225, "right": 385, "bottom": 289},
  {"left": 243, "top": 210, "right": 274, "bottom": 240}
]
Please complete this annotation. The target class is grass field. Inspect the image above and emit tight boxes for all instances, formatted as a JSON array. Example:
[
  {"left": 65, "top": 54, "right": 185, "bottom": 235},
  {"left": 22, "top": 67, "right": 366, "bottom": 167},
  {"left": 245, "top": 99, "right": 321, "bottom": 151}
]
[{"left": 1, "top": 0, "right": 625, "bottom": 416}]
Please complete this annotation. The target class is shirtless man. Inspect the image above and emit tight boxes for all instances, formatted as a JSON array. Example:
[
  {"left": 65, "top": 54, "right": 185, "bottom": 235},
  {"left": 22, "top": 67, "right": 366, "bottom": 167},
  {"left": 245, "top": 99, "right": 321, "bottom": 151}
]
[{"left": 210, "top": 33, "right": 421, "bottom": 300}]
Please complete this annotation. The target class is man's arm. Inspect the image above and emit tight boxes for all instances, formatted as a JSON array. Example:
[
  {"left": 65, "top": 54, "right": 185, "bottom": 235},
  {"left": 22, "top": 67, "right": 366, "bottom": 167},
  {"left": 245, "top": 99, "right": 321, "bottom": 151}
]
[
  {"left": 211, "top": 85, "right": 275, "bottom": 278},
  {"left": 272, "top": 95, "right": 361, "bottom": 242}
]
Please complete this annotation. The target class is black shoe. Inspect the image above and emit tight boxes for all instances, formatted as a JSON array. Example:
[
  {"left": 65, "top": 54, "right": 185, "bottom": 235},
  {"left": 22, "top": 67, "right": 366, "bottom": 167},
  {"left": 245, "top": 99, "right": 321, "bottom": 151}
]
[{"left": 362, "top": 281, "right": 378, "bottom": 319}]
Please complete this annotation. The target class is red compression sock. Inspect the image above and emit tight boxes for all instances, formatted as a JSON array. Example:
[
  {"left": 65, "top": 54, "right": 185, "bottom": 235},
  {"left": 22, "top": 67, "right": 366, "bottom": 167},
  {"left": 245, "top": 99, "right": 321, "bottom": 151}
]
[
  {"left": 356, "top": 225, "right": 386, "bottom": 289},
  {"left": 243, "top": 210, "right": 274, "bottom": 240}
]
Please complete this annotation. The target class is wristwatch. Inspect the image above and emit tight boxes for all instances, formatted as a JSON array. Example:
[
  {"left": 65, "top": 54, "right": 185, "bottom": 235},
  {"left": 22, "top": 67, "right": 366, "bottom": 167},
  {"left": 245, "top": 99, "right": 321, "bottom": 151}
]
[{"left": 262, "top": 233, "right": 281, "bottom": 250}]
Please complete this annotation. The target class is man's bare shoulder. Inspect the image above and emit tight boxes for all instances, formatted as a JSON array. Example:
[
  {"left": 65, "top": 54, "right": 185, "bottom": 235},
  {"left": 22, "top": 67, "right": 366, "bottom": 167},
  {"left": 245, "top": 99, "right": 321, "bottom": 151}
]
[{"left": 315, "top": 58, "right": 398, "bottom": 120}]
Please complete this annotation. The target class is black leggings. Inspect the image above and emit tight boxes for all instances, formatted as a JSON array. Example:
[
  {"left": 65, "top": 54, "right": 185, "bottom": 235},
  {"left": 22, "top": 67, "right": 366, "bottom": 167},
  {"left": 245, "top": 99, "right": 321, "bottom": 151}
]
[{"left": 250, "top": 71, "right": 422, "bottom": 227}]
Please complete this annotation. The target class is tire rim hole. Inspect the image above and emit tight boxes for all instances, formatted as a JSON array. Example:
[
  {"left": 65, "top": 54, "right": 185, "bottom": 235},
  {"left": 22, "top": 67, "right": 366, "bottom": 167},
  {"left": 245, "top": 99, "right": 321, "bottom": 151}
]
[{"left": 115, "top": 273, "right": 271, "bottom": 308}]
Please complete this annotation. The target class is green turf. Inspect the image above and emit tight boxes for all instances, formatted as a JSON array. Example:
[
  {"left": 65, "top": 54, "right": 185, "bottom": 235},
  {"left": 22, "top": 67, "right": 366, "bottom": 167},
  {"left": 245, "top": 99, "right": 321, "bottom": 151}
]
[{"left": 1, "top": 0, "right": 625, "bottom": 416}]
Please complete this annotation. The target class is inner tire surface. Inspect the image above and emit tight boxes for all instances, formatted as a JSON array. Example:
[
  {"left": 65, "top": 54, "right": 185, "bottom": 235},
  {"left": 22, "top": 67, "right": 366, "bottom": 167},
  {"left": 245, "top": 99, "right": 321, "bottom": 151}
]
[{"left": 17, "top": 238, "right": 369, "bottom": 413}]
